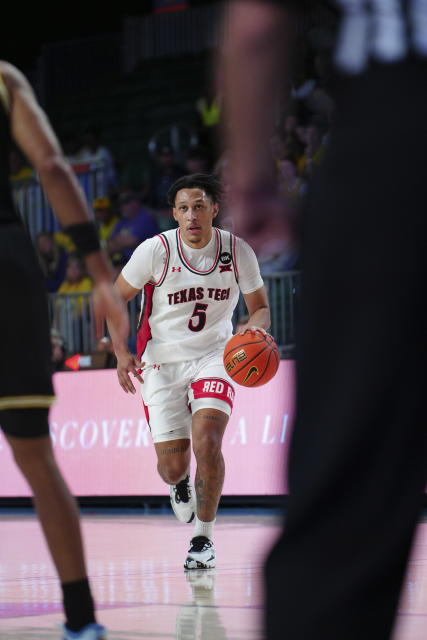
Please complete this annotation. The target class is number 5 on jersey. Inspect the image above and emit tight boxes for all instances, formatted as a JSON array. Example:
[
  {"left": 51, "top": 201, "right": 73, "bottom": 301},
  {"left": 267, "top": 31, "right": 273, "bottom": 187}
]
[{"left": 188, "top": 303, "right": 208, "bottom": 332}]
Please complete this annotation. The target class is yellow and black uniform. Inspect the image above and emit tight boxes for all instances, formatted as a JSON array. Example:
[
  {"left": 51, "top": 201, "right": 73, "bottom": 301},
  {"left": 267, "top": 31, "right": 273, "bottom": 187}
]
[{"left": 0, "top": 73, "right": 54, "bottom": 433}]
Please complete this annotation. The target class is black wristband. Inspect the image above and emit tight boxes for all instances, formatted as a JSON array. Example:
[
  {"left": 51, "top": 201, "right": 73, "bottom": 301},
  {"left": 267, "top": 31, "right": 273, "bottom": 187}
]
[{"left": 64, "top": 222, "right": 100, "bottom": 257}]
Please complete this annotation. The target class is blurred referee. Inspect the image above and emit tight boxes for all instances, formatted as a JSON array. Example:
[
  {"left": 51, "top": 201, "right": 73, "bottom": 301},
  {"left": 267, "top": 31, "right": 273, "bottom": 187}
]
[
  {"left": 224, "top": 1, "right": 427, "bottom": 638},
  {"left": 0, "top": 61, "right": 128, "bottom": 639}
]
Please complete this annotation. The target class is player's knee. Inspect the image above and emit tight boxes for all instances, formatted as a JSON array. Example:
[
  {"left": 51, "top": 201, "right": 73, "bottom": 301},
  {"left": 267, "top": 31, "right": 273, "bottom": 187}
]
[
  {"left": 157, "top": 460, "right": 188, "bottom": 485},
  {"left": 193, "top": 432, "right": 223, "bottom": 464}
]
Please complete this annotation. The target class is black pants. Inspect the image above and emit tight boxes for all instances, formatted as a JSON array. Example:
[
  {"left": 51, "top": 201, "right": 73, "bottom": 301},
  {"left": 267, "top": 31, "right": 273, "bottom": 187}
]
[{"left": 266, "top": 60, "right": 427, "bottom": 639}]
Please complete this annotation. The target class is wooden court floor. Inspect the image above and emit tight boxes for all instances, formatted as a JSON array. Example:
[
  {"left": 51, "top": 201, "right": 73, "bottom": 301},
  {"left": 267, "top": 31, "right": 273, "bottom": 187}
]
[{"left": 1, "top": 512, "right": 427, "bottom": 639}]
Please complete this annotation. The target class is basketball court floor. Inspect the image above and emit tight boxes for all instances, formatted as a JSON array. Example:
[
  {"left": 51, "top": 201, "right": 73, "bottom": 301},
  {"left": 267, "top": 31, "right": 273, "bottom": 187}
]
[{"left": 1, "top": 511, "right": 427, "bottom": 639}]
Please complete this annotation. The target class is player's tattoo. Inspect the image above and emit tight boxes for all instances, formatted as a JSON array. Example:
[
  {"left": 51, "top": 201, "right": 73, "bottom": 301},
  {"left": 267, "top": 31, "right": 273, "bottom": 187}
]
[
  {"left": 203, "top": 414, "right": 227, "bottom": 424},
  {"left": 195, "top": 453, "right": 225, "bottom": 520},
  {"left": 159, "top": 445, "right": 187, "bottom": 456},
  {"left": 195, "top": 477, "right": 205, "bottom": 503}
]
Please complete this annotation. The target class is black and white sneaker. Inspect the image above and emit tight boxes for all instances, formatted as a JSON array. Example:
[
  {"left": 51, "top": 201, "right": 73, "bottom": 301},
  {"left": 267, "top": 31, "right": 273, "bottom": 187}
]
[
  {"left": 184, "top": 536, "right": 216, "bottom": 570},
  {"left": 170, "top": 475, "right": 196, "bottom": 523}
]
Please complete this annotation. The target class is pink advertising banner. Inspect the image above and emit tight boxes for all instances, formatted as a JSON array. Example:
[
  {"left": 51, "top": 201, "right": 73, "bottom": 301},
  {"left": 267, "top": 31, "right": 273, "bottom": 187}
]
[{"left": 0, "top": 362, "right": 295, "bottom": 497}]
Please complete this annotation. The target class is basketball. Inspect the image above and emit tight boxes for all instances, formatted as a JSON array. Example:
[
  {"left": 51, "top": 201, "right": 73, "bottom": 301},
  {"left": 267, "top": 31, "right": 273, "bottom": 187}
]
[{"left": 223, "top": 330, "right": 280, "bottom": 387}]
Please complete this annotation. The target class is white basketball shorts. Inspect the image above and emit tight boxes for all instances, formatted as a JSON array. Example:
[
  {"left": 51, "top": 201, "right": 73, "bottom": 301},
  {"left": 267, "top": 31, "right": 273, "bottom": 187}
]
[{"left": 140, "top": 348, "right": 235, "bottom": 443}]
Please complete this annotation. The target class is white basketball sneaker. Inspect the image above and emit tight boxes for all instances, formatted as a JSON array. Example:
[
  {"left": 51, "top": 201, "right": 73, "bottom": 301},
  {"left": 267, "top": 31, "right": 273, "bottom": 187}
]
[
  {"left": 170, "top": 475, "right": 196, "bottom": 523},
  {"left": 184, "top": 536, "right": 216, "bottom": 570}
]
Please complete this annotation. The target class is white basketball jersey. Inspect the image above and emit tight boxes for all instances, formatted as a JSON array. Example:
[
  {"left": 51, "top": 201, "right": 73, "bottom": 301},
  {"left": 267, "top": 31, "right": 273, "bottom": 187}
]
[{"left": 136, "top": 228, "right": 247, "bottom": 364}]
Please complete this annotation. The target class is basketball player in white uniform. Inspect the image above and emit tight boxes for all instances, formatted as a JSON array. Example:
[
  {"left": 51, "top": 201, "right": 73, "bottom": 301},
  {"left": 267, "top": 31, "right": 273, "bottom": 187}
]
[{"left": 107, "top": 173, "right": 270, "bottom": 569}]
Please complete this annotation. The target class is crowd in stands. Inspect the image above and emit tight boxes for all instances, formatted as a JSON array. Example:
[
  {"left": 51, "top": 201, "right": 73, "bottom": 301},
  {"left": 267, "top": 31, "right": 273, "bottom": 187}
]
[{"left": 22, "top": 108, "right": 330, "bottom": 288}]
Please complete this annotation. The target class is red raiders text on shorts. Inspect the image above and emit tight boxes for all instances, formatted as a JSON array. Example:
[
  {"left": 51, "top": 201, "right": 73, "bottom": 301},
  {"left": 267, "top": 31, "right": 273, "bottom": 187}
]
[{"left": 191, "top": 378, "right": 235, "bottom": 410}]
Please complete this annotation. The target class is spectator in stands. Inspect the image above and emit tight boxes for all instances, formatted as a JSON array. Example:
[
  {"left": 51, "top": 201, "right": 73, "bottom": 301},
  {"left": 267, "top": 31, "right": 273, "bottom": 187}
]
[
  {"left": 36, "top": 231, "right": 68, "bottom": 293},
  {"left": 55, "top": 256, "right": 93, "bottom": 353},
  {"left": 9, "top": 149, "right": 34, "bottom": 182},
  {"left": 147, "top": 145, "right": 185, "bottom": 210},
  {"left": 80, "top": 126, "right": 117, "bottom": 192},
  {"left": 93, "top": 196, "right": 119, "bottom": 250},
  {"left": 107, "top": 190, "right": 159, "bottom": 263},
  {"left": 58, "top": 255, "right": 92, "bottom": 294},
  {"left": 57, "top": 255, "right": 93, "bottom": 314}
]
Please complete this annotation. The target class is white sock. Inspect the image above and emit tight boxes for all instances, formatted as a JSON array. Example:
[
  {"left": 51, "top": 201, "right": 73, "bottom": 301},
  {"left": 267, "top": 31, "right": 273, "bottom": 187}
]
[{"left": 194, "top": 516, "right": 215, "bottom": 541}]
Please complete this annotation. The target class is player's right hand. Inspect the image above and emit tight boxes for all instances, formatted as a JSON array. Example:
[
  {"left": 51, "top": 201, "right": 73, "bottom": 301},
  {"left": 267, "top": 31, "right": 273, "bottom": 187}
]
[{"left": 116, "top": 352, "right": 145, "bottom": 394}]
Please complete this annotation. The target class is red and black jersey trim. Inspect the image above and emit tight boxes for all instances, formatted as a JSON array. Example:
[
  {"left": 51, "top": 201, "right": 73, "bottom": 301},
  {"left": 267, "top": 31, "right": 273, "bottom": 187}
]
[
  {"left": 148, "top": 233, "right": 170, "bottom": 288},
  {"left": 176, "top": 228, "right": 222, "bottom": 275},
  {"left": 229, "top": 232, "right": 239, "bottom": 284},
  {"left": 136, "top": 283, "right": 155, "bottom": 361}
]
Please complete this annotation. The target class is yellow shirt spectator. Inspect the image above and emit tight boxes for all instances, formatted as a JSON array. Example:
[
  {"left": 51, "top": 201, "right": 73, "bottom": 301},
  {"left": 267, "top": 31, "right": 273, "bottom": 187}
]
[
  {"left": 93, "top": 196, "right": 119, "bottom": 249},
  {"left": 54, "top": 230, "right": 76, "bottom": 253},
  {"left": 58, "top": 276, "right": 93, "bottom": 296},
  {"left": 99, "top": 215, "right": 119, "bottom": 246},
  {"left": 57, "top": 257, "right": 93, "bottom": 314}
]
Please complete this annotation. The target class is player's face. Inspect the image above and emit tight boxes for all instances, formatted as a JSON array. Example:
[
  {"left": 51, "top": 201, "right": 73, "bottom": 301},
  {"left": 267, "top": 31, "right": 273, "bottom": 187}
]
[{"left": 173, "top": 188, "right": 219, "bottom": 248}]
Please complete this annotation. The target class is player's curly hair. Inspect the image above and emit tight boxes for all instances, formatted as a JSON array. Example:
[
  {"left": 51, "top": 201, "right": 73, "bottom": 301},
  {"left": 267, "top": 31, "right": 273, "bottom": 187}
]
[{"left": 167, "top": 173, "right": 224, "bottom": 206}]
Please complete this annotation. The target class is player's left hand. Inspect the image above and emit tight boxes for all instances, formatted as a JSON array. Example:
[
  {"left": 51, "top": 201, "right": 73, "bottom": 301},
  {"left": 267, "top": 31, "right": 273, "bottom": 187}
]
[{"left": 116, "top": 352, "right": 145, "bottom": 394}]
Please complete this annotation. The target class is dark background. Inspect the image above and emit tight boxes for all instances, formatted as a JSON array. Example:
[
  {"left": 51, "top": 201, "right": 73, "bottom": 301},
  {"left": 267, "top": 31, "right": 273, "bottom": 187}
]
[{"left": 2, "top": 0, "right": 215, "bottom": 71}]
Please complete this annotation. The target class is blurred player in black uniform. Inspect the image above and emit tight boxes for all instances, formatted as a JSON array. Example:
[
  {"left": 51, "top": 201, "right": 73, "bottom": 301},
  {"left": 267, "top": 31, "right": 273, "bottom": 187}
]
[
  {"left": 0, "top": 61, "right": 128, "bottom": 640},
  {"left": 224, "top": 1, "right": 427, "bottom": 638}
]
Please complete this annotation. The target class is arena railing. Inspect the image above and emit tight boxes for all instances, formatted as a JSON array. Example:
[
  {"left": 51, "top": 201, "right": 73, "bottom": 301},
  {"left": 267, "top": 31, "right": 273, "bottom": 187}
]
[
  {"left": 12, "top": 165, "right": 108, "bottom": 241},
  {"left": 48, "top": 271, "right": 300, "bottom": 362},
  {"left": 233, "top": 271, "right": 300, "bottom": 358}
]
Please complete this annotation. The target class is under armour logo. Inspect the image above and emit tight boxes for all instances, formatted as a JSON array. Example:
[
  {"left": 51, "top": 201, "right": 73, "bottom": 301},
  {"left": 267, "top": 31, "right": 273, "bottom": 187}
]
[
  {"left": 335, "top": 0, "right": 427, "bottom": 75},
  {"left": 219, "top": 265, "right": 232, "bottom": 273},
  {"left": 171, "top": 267, "right": 181, "bottom": 272}
]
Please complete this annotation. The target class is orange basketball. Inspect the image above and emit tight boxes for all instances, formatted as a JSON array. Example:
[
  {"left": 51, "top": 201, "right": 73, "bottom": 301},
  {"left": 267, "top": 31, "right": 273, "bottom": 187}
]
[{"left": 223, "top": 331, "right": 280, "bottom": 387}]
